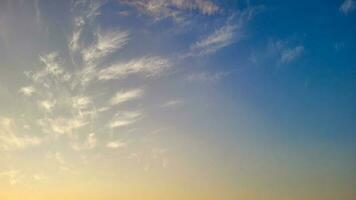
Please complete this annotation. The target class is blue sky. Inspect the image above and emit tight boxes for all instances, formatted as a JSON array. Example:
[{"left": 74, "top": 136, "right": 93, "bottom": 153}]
[{"left": 0, "top": 0, "right": 355, "bottom": 199}]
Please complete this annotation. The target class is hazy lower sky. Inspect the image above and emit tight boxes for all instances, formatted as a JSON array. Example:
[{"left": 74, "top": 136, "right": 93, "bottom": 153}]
[{"left": 0, "top": 0, "right": 355, "bottom": 199}]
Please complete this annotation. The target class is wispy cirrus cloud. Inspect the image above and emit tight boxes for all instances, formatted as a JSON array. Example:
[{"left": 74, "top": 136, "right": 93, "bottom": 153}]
[
  {"left": 82, "top": 29, "right": 130, "bottom": 65},
  {"left": 108, "top": 111, "right": 143, "bottom": 128},
  {"left": 0, "top": 118, "right": 42, "bottom": 151},
  {"left": 340, "top": 0, "right": 356, "bottom": 14},
  {"left": 19, "top": 85, "right": 36, "bottom": 96},
  {"left": 250, "top": 39, "right": 305, "bottom": 66},
  {"left": 98, "top": 56, "right": 172, "bottom": 80},
  {"left": 106, "top": 139, "right": 128, "bottom": 149},
  {"left": 187, "top": 71, "right": 230, "bottom": 82},
  {"left": 188, "top": 6, "right": 262, "bottom": 56},
  {"left": 38, "top": 117, "right": 88, "bottom": 137},
  {"left": 279, "top": 45, "right": 304, "bottom": 64},
  {"left": 25, "top": 52, "right": 71, "bottom": 86},
  {"left": 33, "top": 173, "right": 47, "bottom": 181},
  {"left": 120, "top": 0, "right": 219, "bottom": 22},
  {"left": 0, "top": 170, "right": 22, "bottom": 185},
  {"left": 71, "top": 133, "right": 97, "bottom": 151},
  {"left": 38, "top": 99, "right": 56, "bottom": 112},
  {"left": 162, "top": 99, "right": 184, "bottom": 108},
  {"left": 190, "top": 23, "right": 237, "bottom": 56},
  {"left": 110, "top": 88, "right": 144, "bottom": 106},
  {"left": 72, "top": 96, "right": 92, "bottom": 110},
  {"left": 69, "top": 0, "right": 103, "bottom": 52}
]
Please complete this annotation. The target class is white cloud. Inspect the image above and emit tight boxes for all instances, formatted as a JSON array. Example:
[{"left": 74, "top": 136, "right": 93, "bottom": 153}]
[
  {"left": 117, "top": 10, "right": 130, "bottom": 16},
  {"left": 188, "top": 6, "right": 262, "bottom": 56},
  {"left": 191, "top": 23, "right": 237, "bottom": 56},
  {"left": 0, "top": 170, "right": 21, "bottom": 185},
  {"left": 33, "top": 173, "right": 47, "bottom": 181},
  {"left": 187, "top": 71, "right": 230, "bottom": 82},
  {"left": 82, "top": 29, "right": 130, "bottom": 65},
  {"left": 26, "top": 53, "right": 71, "bottom": 86},
  {"left": 162, "top": 99, "right": 184, "bottom": 107},
  {"left": 39, "top": 52, "right": 65, "bottom": 76},
  {"left": 55, "top": 152, "right": 65, "bottom": 164},
  {"left": 152, "top": 148, "right": 168, "bottom": 168},
  {"left": 120, "top": 0, "right": 219, "bottom": 21},
  {"left": 108, "top": 111, "right": 143, "bottom": 128},
  {"left": 71, "top": 0, "right": 105, "bottom": 22},
  {"left": 69, "top": 0, "right": 107, "bottom": 56},
  {"left": 38, "top": 117, "right": 88, "bottom": 136},
  {"left": 72, "top": 96, "right": 91, "bottom": 110},
  {"left": 106, "top": 140, "right": 127, "bottom": 149},
  {"left": 0, "top": 118, "right": 41, "bottom": 151},
  {"left": 340, "top": 0, "right": 356, "bottom": 14},
  {"left": 279, "top": 45, "right": 304, "bottom": 64},
  {"left": 110, "top": 88, "right": 144, "bottom": 106},
  {"left": 72, "top": 133, "right": 97, "bottom": 151},
  {"left": 19, "top": 85, "right": 36, "bottom": 96},
  {"left": 262, "top": 40, "right": 305, "bottom": 66},
  {"left": 98, "top": 56, "right": 171, "bottom": 80},
  {"left": 38, "top": 100, "right": 56, "bottom": 112},
  {"left": 69, "top": 28, "right": 82, "bottom": 52}
]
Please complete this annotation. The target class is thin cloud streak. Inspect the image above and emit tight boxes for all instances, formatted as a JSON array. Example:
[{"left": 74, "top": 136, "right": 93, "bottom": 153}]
[
  {"left": 340, "top": 0, "right": 356, "bottom": 14},
  {"left": 279, "top": 45, "right": 304, "bottom": 64},
  {"left": 120, "top": 0, "right": 219, "bottom": 22},
  {"left": 106, "top": 140, "right": 128, "bottom": 149},
  {"left": 110, "top": 88, "right": 144, "bottom": 106},
  {"left": 108, "top": 111, "right": 143, "bottom": 128},
  {"left": 0, "top": 118, "right": 42, "bottom": 151},
  {"left": 82, "top": 29, "right": 130, "bottom": 65},
  {"left": 98, "top": 56, "right": 172, "bottom": 80}
]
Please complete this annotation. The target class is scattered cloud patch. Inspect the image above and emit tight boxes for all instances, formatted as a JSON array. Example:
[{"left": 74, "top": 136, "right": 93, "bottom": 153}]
[
  {"left": 253, "top": 39, "right": 305, "bottom": 66},
  {"left": 19, "top": 85, "right": 36, "bottom": 96},
  {"left": 38, "top": 100, "right": 56, "bottom": 112},
  {"left": 120, "top": 0, "right": 219, "bottom": 21},
  {"left": 55, "top": 152, "right": 65, "bottom": 164},
  {"left": 187, "top": 71, "right": 230, "bottom": 82},
  {"left": 0, "top": 118, "right": 42, "bottom": 151},
  {"left": 98, "top": 56, "right": 172, "bottom": 80},
  {"left": 108, "top": 111, "right": 143, "bottom": 128},
  {"left": 190, "top": 23, "right": 236, "bottom": 56},
  {"left": 72, "top": 133, "right": 97, "bottom": 151},
  {"left": 188, "top": 6, "right": 262, "bottom": 56},
  {"left": 72, "top": 96, "right": 91, "bottom": 110},
  {"left": 33, "top": 173, "right": 47, "bottom": 181},
  {"left": 106, "top": 140, "right": 127, "bottom": 149},
  {"left": 0, "top": 170, "right": 21, "bottom": 185},
  {"left": 110, "top": 88, "right": 144, "bottom": 106},
  {"left": 82, "top": 29, "right": 130, "bottom": 65},
  {"left": 38, "top": 117, "right": 88, "bottom": 137},
  {"left": 162, "top": 99, "right": 184, "bottom": 107},
  {"left": 279, "top": 45, "right": 304, "bottom": 64},
  {"left": 340, "top": 0, "right": 356, "bottom": 14}
]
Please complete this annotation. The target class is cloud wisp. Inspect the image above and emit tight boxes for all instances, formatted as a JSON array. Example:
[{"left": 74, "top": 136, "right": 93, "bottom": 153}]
[
  {"left": 187, "top": 6, "right": 262, "bottom": 57},
  {"left": 187, "top": 71, "right": 230, "bottom": 82},
  {"left": 106, "top": 139, "right": 128, "bottom": 149},
  {"left": 279, "top": 45, "right": 304, "bottom": 64},
  {"left": 120, "top": 0, "right": 219, "bottom": 22},
  {"left": 98, "top": 56, "right": 172, "bottom": 80},
  {"left": 108, "top": 111, "right": 143, "bottom": 129},
  {"left": 110, "top": 88, "right": 144, "bottom": 106},
  {"left": 0, "top": 118, "right": 42, "bottom": 151},
  {"left": 340, "top": 0, "right": 356, "bottom": 14}
]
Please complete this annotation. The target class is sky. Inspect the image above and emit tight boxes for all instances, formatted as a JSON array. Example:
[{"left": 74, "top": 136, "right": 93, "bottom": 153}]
[{"left": 0, "top": 0, "right": 355, "bottom": 199}]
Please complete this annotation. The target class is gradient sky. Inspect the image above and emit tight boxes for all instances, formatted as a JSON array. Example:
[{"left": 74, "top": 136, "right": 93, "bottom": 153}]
[{"left": 0, "top": 0, "right": 355, "bottom": 200}]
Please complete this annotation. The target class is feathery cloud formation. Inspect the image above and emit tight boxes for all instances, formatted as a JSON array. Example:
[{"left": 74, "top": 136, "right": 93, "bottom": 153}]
[
  {"left": 340, "top": 0, "right": 356, "bottom": 14},
  {"left": 120, "top": 0, "right": 219, "bottom": 21}
]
